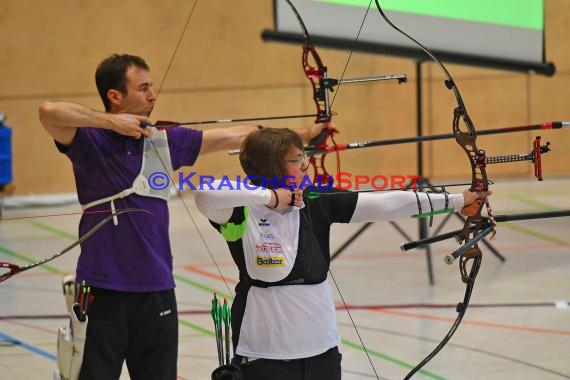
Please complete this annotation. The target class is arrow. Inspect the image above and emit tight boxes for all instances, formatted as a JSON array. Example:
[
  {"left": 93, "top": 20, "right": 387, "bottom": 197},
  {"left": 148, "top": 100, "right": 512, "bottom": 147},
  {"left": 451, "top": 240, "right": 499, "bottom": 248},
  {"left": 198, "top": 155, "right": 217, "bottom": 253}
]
[{"left": 305, "top": 120, "right": 568, "bottom": 154}]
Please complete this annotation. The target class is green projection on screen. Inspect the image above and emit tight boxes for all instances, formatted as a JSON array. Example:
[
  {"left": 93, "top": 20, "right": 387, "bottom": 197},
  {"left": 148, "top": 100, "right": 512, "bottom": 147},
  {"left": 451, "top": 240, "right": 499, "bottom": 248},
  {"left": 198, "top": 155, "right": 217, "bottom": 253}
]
[{"left": 316, "top": 0, "right": 543, "bottom": 30}]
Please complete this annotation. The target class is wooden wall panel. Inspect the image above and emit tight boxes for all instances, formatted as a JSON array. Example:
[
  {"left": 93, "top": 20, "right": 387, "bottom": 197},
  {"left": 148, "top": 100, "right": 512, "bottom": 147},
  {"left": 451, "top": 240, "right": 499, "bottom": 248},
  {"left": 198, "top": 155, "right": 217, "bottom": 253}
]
[{"left": 0, "top": 0, "right": 568, "bottom": 194}]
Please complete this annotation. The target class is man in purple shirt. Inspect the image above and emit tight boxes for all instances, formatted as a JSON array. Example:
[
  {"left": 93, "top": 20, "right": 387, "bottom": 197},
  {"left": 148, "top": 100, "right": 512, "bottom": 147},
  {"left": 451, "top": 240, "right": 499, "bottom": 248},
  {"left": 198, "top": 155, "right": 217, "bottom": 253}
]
[{"left": 39, "top": 54, "right": 325, "bottom": 380}]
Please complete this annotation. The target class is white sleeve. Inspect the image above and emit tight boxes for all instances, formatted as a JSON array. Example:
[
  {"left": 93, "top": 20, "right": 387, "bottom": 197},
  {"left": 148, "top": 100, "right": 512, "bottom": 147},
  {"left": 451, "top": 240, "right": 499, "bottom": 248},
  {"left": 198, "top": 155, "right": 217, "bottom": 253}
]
[
  {"left": 194, "top": 180, "right": 272, "bottom": 224},
  {"left": 350, "top": 191, "right": 464, "bottom": 223}
]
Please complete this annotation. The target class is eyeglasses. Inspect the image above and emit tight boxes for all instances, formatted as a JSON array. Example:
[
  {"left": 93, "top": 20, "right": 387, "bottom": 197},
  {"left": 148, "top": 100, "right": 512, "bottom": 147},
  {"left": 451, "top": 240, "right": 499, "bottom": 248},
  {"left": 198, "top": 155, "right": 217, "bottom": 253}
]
[{"left": 284, "top": 153, "right": 310, "bottom": 167}]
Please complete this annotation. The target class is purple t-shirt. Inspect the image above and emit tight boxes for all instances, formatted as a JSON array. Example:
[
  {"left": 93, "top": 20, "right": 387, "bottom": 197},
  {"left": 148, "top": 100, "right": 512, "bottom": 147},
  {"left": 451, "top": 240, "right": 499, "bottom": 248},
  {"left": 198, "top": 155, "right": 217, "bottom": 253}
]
[{"left": 57, "top": 127, "right": 202, "bottom": 292}]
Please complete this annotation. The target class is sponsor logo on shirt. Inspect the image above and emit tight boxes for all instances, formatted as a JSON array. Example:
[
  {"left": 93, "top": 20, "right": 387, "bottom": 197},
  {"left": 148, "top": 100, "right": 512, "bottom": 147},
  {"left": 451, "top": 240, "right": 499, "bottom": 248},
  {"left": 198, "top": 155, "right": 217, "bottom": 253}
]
[
  {"left": 255, "top": 242, "right": 282, "bottom": 253},
  {"left": 258, "top": 218, "right": 270, "bottom": 227},
  {"left": 255, "top": 256, "right": 285, "bottom": 267},
  {"left": 259, "top": 229, "right": 275, "bottom": 239}
]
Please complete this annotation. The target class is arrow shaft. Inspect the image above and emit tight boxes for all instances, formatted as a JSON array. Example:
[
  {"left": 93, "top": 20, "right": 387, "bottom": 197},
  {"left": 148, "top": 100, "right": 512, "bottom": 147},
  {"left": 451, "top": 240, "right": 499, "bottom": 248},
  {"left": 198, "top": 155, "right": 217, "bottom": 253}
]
[
  {"left": 305, "top": 121, "right": 569, "bottom": 154},
  {"left": 338, "top": 73, "right": 407, "bottom": 84},
  {"left": 170, "top": 113, "right": 318, "bottom": 127}
]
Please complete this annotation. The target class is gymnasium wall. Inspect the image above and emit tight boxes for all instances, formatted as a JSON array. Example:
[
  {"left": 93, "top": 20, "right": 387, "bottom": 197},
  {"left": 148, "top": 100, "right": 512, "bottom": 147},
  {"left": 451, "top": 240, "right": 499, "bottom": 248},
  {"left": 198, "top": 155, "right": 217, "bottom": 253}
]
[{"left": 1, "top": 0, "right": 569, "bottom": 195}]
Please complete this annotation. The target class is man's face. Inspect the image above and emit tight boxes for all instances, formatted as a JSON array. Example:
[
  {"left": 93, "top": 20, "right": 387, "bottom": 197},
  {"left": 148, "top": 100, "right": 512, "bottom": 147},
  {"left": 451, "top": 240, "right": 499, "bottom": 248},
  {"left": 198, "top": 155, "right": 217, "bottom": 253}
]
[{"left": 116, "top": 66, "right": 156, "bottom": 116}]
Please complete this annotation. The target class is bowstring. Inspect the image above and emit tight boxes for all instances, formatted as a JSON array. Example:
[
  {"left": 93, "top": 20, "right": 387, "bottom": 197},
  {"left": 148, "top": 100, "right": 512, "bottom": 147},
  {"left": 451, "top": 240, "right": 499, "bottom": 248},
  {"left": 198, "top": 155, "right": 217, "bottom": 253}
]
[
  {"left": 153, "top": 0, "right": 200, "bottom": 101},
  {"left": 145, "top": 0, "right": 235, "bottom": 298},
  {"left": 287, "top": 0, "right": 382, "bottom": 378},
  {"left": 329, "top": 2, "right": 383, "bottom": 375}
]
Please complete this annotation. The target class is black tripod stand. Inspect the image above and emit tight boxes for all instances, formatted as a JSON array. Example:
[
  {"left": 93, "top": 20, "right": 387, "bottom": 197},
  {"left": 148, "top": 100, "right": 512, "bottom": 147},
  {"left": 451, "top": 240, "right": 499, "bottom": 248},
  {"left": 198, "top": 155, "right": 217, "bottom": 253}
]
[{"left": 330, "top": 61, "right": 505, "bottom": 285}]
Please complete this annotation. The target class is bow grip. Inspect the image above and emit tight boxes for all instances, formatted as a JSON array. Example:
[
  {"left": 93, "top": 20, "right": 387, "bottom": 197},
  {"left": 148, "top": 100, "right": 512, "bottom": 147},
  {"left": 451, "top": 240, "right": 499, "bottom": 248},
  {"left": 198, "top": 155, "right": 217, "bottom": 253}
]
[
  {"left": 1, "top": 262, "right": 20, "bottom": 270},
  {"left": 308, "top": 126, "right": 330, "bottom": 147},
  {"left": 461, "top": 197, "right": 484, "bottom": 217}
]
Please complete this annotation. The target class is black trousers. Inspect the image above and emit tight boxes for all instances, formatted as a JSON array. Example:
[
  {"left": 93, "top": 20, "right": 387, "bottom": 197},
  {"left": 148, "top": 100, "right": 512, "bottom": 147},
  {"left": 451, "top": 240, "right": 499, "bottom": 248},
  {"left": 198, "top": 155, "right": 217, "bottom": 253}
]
[
  {"left": 78, "top": 288, "right": 178, "bottom": 380},
  {"left": 240, "top": 346, "right": 342, "bottom": 380}
]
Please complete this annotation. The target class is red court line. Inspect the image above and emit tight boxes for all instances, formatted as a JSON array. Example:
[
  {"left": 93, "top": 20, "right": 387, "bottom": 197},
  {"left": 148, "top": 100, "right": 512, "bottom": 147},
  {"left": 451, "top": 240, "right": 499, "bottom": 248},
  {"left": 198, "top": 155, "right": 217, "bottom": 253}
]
[
  {"left": 182, "top": 264, "right": 238, "bottom": 285},
  {"left": 176, "top": 265, "right": 570, "bottom": 336},
  {"left": 1, "top": 319, "right": 56, "bottom": 335},
  {"left": 2, "top": 320, "right": 191, "bottom": 380},
  {"left": 5, "top": 271, "right": 67, "bottom": 278},
  {"left": 362, "top": 307, "right": 570, "bottom": 336},
  {"left": 175, "top": 260, "right": 235, "bottom": 267},
  {"left": 173, "top": 241, "right": 568, "bottom": 267},
  {"left": 332, "top": 241, "right": 570, "bottom": 261}
]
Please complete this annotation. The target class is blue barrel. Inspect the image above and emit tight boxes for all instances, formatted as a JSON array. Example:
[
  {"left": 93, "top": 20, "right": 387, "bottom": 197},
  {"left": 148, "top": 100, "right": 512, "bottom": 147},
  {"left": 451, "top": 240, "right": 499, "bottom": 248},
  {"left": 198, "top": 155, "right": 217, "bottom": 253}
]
[{"left": 0, "top": 123, "right": 12, "bottom": 185}]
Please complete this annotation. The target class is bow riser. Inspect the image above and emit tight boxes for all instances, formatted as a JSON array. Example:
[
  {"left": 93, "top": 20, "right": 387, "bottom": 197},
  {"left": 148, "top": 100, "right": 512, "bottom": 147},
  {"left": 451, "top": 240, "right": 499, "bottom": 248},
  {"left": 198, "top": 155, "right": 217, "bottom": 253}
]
[
  {"left": 302, "top": 45, "right": 331, "bottom": 125},
  {"left": 452, "top": 109, "right": 490, "bottom": 217}
]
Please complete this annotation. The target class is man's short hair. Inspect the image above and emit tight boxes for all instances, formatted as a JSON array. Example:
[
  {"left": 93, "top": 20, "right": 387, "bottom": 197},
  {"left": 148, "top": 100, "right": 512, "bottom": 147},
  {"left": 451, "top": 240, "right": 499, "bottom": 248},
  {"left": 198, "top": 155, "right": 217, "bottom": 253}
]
[{"left": 95, "top": 54, "right": 149, "bottom": 111}]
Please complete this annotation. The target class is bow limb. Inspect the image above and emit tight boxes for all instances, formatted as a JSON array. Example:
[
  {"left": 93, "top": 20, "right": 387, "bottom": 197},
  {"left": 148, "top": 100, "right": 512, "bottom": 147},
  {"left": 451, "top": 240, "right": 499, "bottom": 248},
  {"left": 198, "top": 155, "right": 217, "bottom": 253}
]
[
  {"left": 301, "top": 40, "right": 338, "bottom": 186},
  {"left": 283, "top": 0, "right": 339, "bottom": 187},
  {"left": 0, "top": 209, "right": 149, "bottom": 283}
]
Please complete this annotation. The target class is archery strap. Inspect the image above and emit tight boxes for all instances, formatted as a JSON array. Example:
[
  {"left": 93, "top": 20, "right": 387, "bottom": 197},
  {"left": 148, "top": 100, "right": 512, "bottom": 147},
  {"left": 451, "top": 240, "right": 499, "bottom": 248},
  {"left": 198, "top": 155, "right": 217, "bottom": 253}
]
[{"left": 80, "top": 127, "right": 173, "bottom": 225}]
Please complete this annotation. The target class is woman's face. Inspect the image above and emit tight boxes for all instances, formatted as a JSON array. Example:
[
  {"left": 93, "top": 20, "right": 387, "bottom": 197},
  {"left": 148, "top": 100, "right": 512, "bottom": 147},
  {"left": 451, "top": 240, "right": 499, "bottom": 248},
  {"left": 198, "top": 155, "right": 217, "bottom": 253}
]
[{"left": 282, "top": 146, "right": 310, "bottom": 189}]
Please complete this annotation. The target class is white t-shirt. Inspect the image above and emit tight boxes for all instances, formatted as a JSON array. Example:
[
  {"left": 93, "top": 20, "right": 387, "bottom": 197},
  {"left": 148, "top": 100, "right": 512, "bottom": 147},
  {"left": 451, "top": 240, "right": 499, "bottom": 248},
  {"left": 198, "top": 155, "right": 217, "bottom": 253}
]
[{"left": 195, "top": 182, "right": 463, "bottom": 360}]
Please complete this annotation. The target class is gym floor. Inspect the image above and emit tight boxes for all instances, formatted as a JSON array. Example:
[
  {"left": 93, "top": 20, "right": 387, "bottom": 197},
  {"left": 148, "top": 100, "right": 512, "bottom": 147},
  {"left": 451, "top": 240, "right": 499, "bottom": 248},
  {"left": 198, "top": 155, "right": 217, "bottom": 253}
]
[{"left": 1, "top": 177, "right": 569, "bottom": 379}]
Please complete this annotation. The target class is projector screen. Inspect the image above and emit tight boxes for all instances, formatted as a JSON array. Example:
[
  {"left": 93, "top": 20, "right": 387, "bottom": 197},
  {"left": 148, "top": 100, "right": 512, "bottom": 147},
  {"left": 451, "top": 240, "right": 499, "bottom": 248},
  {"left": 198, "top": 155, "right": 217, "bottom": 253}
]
[{"left": 265, "top": 0, "right": 554, "bottom": 75}]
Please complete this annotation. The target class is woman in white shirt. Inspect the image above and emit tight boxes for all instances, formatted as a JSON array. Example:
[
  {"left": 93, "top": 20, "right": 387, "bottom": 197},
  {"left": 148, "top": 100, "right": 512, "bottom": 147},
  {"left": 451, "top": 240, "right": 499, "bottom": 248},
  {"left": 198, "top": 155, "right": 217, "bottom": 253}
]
[{"left": 195, "top": 127, "right": 489, "bottom": 380}]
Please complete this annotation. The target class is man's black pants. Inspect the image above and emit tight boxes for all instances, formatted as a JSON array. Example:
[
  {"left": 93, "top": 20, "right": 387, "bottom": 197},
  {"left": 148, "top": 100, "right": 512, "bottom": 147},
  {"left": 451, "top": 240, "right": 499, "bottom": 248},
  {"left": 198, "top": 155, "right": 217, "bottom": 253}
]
[{"left": 79, "top": 288, "right": 178, "bottom": 380}]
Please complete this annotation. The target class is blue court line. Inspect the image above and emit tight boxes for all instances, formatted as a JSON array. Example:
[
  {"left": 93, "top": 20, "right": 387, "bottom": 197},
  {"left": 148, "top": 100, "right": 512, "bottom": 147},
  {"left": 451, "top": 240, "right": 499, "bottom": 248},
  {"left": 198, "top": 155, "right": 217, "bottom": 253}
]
[{"left": 0, "top": 331, "right": 56, "bottom": 361}]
